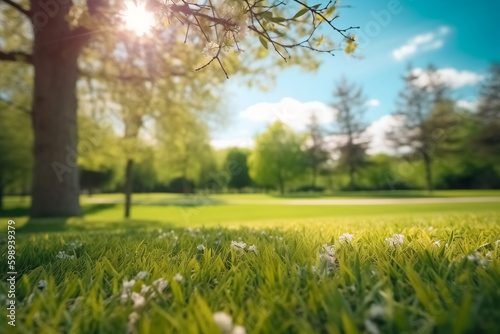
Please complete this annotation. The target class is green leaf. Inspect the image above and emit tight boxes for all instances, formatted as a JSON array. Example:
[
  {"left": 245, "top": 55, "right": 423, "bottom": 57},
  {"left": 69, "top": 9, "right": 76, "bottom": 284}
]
[
  {"left": 293, "top": 8, "right": 309, "bottom": 19},
  {"left": 259, "top": 36, "right": 269, "bottom": 49}
]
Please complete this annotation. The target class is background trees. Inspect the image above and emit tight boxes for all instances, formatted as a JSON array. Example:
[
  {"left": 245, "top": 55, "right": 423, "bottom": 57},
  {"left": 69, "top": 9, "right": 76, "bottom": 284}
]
[
  {"left": 331, "top": 78, "right": 368, "bottom": 190},
  {"left": 0, "top": 0, "right": 352, "bottom": 218},
  {"left": 389, "top": 65, "right": 458, "bottom": 192},
  {"left": 305, "top": 113, "right": 330, "bottom": 189},
  {"left": 225, "top": 148, "right": 252, "bottom": 191},
  {"left": 249, "top": 122, "right": 306, "bottom": 194}
]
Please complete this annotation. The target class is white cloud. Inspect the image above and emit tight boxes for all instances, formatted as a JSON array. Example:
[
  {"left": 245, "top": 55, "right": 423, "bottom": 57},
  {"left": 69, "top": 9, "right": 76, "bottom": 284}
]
[
  {"left": 238, "top": 97, "right": 336, "bottom": 130},
  {"left": 456, "top": 100, "right": 477, "bottom": 110},
  {"left": 392, "top": 26, "right": 449, "bottom": 61},
  {"left": 363, "top": 114, "right": 405, "bottom": 155},
  {"left": 367, "top": 99, "right": 380, "bottom": 107},
  {"left": 210, "top": 138, "right": 254, "bottom": 149},
  {"left": 412, "top": 67, "right": 483, "bottom": 89}
]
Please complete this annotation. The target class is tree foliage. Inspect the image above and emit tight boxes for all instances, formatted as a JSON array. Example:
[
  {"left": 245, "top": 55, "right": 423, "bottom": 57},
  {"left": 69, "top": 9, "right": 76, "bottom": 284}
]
[{"left": 249, "top": 122, "right": 306, "bottom": 193}]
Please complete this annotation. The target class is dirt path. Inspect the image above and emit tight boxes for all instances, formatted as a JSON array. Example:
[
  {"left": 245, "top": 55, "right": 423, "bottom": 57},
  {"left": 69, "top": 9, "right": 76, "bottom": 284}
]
[{"left": 87, "top": 196, "right": 500, "bottom": 206}]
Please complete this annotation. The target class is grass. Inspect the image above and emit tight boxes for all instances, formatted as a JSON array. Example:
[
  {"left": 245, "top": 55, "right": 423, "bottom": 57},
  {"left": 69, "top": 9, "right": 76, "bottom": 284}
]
[{"left": 1, "top": 195, "right": 500, "bottom": 333}]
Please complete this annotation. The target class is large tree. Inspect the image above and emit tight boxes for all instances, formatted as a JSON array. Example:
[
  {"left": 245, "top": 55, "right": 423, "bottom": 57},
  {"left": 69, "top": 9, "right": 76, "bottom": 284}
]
[
  {"left": 331, "top": 77, "right": 368, "bottom": 190},
  {"left": 475, "top": 62, "right": 500, "bottom": 156},
  {"left": 389, "top": 64, "right": 458, "bottom": 191},
  {"left": 225, "top": 148, "right": 252, "bottom": 191},
  {"left": 305, "top": 112, "right": 329, "bottom": 188},
  {"left": 249, "top": 122, "right": 305, "bottom": 194},
  {"left": 0, "top": 0, "right": 356, "bottom": 217}
]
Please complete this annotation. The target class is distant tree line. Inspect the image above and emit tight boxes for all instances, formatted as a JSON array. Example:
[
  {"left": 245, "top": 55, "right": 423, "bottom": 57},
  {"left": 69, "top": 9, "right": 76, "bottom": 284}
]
[{"left": 1, "top": 63, "right": 499, "bottom": 207}]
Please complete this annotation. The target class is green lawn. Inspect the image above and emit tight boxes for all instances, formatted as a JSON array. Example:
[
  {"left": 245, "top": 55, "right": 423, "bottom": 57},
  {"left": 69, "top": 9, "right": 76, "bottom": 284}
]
[{"left": 1, "top": 193, "right": 500, "bottom": 333}]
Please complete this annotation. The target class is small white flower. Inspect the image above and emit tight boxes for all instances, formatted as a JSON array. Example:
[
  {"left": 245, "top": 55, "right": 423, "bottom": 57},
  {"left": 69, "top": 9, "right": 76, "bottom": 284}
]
[
  {"left": 213, "top": 312, "right": 233, "bottom": 333},
  {"left": 339, "top": 233, "right": 355, "bottom": 244},
  {"left": 385, "top": 234, "right": 405, "bottom": 247},
  {"left": 136, "top": 271, "right": 148, "bottom": 280},
  {"left": 321, "top": 244, "right": 335, "bottom": 257},
  {"left": 319, "top": 244, "right": 336, "bottom": 265},
  {"left": 486, "top": 251, "right": 493, "bottom": 261},
  {"left": 495, "top": 240, "right": 500, "bottom": 247},
  {"left": 120, "top": 279, "right": 136, "bottom": 303},
  {"left": 38, "top": 279, "right": 48, "bottom": 291},
  {"left": 231, "top": 241, "right": 247, "bottom": 251},
  {"left": 364, "top": 319, "right": 380, "bottom": 334},
  {"left": 131, "top": 292, "right": 145, "bottom": 308},
  {"left": 127, "top": 312, "right": 140, "bottom": 334},
  {"left": 247, "top": 244, "right": 258, "bottom": 254},
  {"left": 368, "top": 304, "right": 385, "bottom": 319},
  {"left": 232, "top": 325, "right": 247, "bottom": 334},
  {"left": 56, "top": 251, "right": 74, "bottom": 260},
  {"left": 140, "top": 284, "right": 152, "bottom": 296},
  {"left": 197, "top": 244, "right": 206, "bottom": 251},
  {"left": 202, "top": 41, "right": 219, "bottom": 58},
  {"left": 433, "top": 241, "right": 441, "bottom": 248},
  {"left": 152, "top": 278, "right": 168, "bottom": 293},
  {"left": 173, "top": 273, "right": 183, "bottom": 282},
  {"left": 428, "top": 226, "right": 434, "bottom": 231},
  {"left": 465, "top": 252, "right": 487, "bottom": 267}
]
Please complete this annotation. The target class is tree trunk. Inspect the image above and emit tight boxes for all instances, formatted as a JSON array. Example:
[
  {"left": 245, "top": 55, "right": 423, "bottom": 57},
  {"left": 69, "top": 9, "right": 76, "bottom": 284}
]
[
  {"left": 30, "top": 1, "right": 84, "bottom": 217},
  {"left": 423, "top": 152, "right": 433, "bottom": 192},
  {"left": 348, "top": 165, "right": 356, "bottom": 191},
  {"left": 311, "top": 169, "right": 317, "bottom": 189},
  {"left": 278, "top": 180, "right": 285, "bottom": 195},
  {"left": 124, "top": 159, "right": 134, "bottom": 218}
]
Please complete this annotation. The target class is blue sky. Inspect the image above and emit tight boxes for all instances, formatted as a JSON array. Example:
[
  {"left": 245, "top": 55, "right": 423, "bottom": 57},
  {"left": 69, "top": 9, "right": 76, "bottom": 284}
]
[{"left": 210, "top": 0, "right": 500, "bottom": 151}]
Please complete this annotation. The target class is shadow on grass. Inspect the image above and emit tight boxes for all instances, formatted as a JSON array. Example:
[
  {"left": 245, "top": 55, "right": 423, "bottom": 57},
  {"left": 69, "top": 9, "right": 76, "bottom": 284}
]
[
  {"left": 18, "top": 217, "right": 176, "bottom": 234},
  {"left": 0, "top": 207, "right": 30, "bottom": 217}
]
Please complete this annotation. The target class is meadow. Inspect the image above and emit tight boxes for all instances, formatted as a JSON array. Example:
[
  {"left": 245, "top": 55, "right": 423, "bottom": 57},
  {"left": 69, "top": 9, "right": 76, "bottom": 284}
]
[{"left": 1, "top": 192, "right": 500, "bottom": 333}]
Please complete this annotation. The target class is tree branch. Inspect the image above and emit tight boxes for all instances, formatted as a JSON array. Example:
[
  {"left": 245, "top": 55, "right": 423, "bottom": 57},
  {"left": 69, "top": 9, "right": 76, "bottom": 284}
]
[
  {"left": 0, "top": 0, "right": 31, "bottom": 17},
  {"left": 0, "top": 50, "right": 33, "bottom": 64}
]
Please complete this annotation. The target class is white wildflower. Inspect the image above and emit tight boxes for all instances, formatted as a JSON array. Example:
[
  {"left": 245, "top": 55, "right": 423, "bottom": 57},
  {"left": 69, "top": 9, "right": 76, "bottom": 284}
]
[
  {"left": 364, "top": 319, "right": 380, "bottom": 334},
  {"left": 68, "top": 241, "right": 83, "bottom": 248},
  {"left": 140, "top": 284, "right": 152, "bottom": 296},
  {"left": 173, "top": 273, "right": 183, "bottom": 282},
  {"left": 131, "top": 292, "right": 145, "bottom": 309},
  {"left": 231, "top": 240, "right": 247, "bottom": 251},
  {"left": 486, "top": 251, "right": 493, "bottom": 261},
  {"left": 232, "top": 325, "right": 247, "bottom": 334},
  {"left": 135, "top": 271, "right": 148, "bottom": 280},
  {"left": 321, "top": 244, "right": 335, "bottom": 257},
  {"left": 202, "top": 41, "right": 219, "bottom": 58},
  {"left": 495, "top": 240, "right": 500, "bottom": 247},
  {"left": 433, "top": 241, "right": 441, "bottom": 248},
  {"left": 120, "top": 279, "right": 136, "bottom": 303},
  {"left": 213, "top": 312, "right": 233, "bottom": 333},
  {"left": 247, "top": 244, "right": 258, "bottom": 254},
  {"left": 152, "top": 278, "right": 168, "bottom": 293},
  {"left": 385, "top": 234, "right": 405, "bottom": 247},
  {"left": 465, "top": 252, "right": 487, "bottom": 267},
  {"left": 428, "top": 226, "right": 434, "bottom": 231},
  {"left": 319, "top": 244, "right": 336, "bottom": 265},
  {"left": 56, "top": 251, "right": 74, "bottom": 260},
  {"left": 197, "top": 244, "right": 206, "bottom": 251},
  {"left": 38, "top": 279, "right": 48, "bottom": 291},
  {"left": 339, "top": 233, "right": 355, "bottom": 244},
  {"left": 368, "top": 304, "right": 385, "bottom": 319},
  {"left": 127, "top": 312, "right": 140, "bottom": 334}
]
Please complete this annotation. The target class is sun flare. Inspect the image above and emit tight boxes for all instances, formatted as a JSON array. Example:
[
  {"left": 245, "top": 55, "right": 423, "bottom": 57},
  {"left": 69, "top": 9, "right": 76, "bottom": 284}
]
[{"left": 122, "top": 1, "right": 154, "bottom": 36}]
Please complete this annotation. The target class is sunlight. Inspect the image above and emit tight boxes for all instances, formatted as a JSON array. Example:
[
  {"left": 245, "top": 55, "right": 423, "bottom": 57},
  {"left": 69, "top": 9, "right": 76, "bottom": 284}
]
[{"left": 122, "top": 1, "right": 154, "bottom": 36}]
